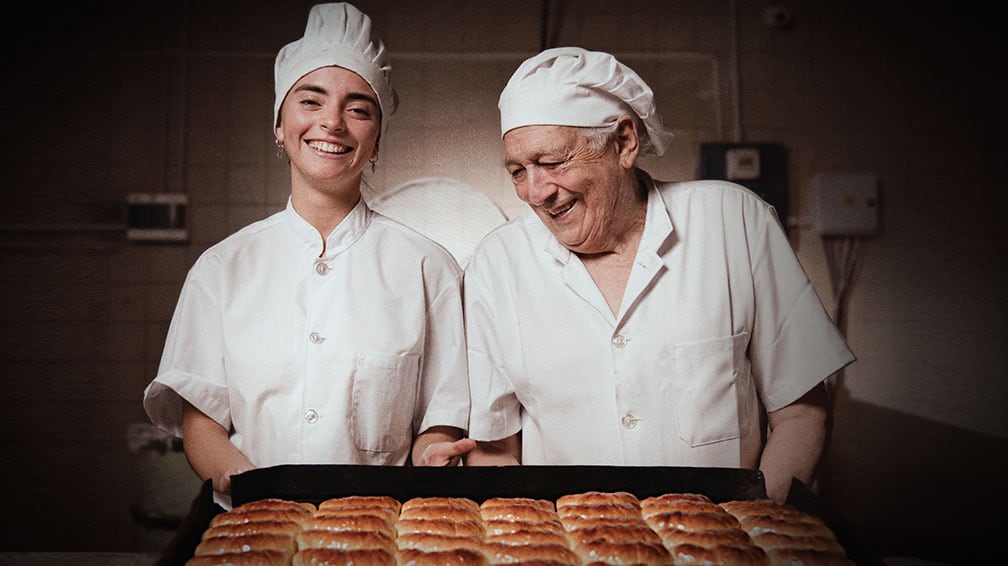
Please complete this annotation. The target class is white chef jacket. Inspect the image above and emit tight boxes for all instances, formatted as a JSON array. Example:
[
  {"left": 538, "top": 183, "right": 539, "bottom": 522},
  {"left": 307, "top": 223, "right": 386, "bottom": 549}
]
[
  {"left": 144, "top": 198, "right": 470, "bottom": 474},
  {"left": 464, "top": 171, "right": 854, "bottom": 468}
]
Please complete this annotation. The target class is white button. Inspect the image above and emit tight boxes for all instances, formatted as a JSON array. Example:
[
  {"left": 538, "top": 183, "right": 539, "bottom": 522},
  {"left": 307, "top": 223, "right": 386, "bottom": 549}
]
[
  {"left": 315, "top": 262, "right": 331, "bottom": 276},
  {"left": 309, "top": 332, "right": 325, "bottom": 344},
  {"left": 621, "top": 413, "right": 640, "bottom": 429},
  {"left": 612, "top": 334, "right": 628, "bottom": 348},
  {"left": 304, "top": 409, "right": 319, "bottom": 424}
]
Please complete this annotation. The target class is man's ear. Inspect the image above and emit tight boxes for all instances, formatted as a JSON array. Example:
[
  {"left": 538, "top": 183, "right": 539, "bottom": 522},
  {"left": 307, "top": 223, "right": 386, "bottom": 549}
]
[{"left": 615, "top": 115, "right": 640, "bottom": 170}]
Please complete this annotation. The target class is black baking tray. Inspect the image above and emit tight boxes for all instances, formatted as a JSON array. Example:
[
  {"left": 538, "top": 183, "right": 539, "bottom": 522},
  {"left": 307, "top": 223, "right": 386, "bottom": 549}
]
[
  {"left": 232, "top": 464, "right": 767, "bottom": 506},
  {"left": 158, "top": 464, "right": 877, "bottom": 565}
]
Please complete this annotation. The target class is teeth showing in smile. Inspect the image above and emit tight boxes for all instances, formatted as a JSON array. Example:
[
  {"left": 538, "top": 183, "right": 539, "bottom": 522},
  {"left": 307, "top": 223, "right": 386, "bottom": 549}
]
[
  {"left": 548, "top": 202, "right": 574, "bottom": 218},
  {"left": 309, "top": 141, "right": 351, "bottom": 154}
]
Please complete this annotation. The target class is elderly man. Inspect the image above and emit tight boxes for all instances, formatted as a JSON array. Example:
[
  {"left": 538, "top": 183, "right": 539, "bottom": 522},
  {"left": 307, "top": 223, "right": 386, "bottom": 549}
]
[{"left": 462, "top": 47, "right": 854, "bottom": 502}]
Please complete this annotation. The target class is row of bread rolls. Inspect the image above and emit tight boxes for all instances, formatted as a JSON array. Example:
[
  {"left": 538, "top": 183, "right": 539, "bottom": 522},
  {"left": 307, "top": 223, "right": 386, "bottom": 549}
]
[{"left": 185, "top": 492, "right": 851, "bottom": 565}]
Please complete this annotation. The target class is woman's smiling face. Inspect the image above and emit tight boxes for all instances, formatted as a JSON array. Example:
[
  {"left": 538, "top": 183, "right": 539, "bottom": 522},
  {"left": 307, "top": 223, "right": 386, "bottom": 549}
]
[{"left": 275, "top": 66, "right": 381, "bottom": 191}]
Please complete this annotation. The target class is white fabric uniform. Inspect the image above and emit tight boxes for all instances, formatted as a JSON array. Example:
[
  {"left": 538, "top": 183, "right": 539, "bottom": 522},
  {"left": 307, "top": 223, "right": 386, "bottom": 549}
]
[
  {"left": 465, "top": 172, "right": 854, "bottom": 467},
  {"left": 144, "top": 198, "right": 469, "bottom": 474}
]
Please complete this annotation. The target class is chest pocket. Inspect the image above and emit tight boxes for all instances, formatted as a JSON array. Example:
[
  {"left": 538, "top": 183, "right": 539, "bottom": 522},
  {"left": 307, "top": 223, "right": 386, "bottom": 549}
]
[
  {"left": 669, "top": 332, "right": 753, "bottom": 447},
  {"left": 351, "top": 353, "right": 420, "bottom": 453}
]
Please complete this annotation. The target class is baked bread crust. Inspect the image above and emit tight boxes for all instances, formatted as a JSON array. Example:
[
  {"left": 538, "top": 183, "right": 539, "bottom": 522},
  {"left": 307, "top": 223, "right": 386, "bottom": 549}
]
[
  {"left": 396, "top": 518, "right": 486, "bottom": 539},
  {"left": 482, "top": 542, "right": 579, "bottom": 565},
  {"left": 194, "top": 534, "right": 297, "bottom": 557},
  {"left": 671, "top": 543, "right": 770, "bottom": 565},
  {"left": 201, "top": 520, "right": 302, "bottom": 540},
  {"left": 307, "top": 513, "right": 395, "bottom": 537},
  {"left": 185, "top": 549, "right": 293, "bottom": 565},
  {"left": 232, "top": 498, "right": 316, "bottom": 515},
  {"left": 574, "top": 539, "right": 671, "bottom": 565},
  {"left": 646, "top": 510, "right": 741, "bottom": 532},
  {"left": 319, "top": 495, "right": 401, "bottom": 513},
  {"left": 292, "top": 547, "right": 398, "bottom": 566},
  {"left": 209, "top": 509, "right": 310, "bottom": 528},
  {"left": 295, "top": 529, "right": 397, "bottom": 553},
  {"left": 398, "top": 547, "right": 490, "bottom": 566}
]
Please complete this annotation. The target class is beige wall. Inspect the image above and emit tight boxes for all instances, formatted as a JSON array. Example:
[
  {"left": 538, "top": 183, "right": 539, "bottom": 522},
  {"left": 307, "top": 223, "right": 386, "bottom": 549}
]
[{"left": 1, "top": 0, "right": 1004, "bottom": 561}]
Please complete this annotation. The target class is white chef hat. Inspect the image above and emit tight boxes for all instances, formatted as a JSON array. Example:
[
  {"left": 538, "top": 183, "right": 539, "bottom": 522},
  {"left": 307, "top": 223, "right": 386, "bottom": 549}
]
[
  {"left": 499, "top": 47, "right": 673, "bottom": 156},
  {"left": 273, "top": 2, "right": 397, "bottom": 129}
]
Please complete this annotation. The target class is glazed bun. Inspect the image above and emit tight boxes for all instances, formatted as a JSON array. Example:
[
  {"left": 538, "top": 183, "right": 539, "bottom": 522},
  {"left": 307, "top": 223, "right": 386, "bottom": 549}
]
[
  {"left": 201, "top": 520, "right": 302, "bottom": 540},
  {"left": 296, "top": 529, "right": 397, "bottom": 553},
  {"left": 292, "top": 547, "right": 398, "bottom": 566},
  {"left": 194, "top": 534, "right": 297, "bottom": 557}
]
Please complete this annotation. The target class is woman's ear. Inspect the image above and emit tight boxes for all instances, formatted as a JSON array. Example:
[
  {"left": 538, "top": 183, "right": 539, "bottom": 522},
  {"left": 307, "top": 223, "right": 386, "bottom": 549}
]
[
  {"left": 615, "top": 115, "right": 640, "bottom": 170},
  {"left": 274, "top": 122, "right": 284, "bottom": 145}
]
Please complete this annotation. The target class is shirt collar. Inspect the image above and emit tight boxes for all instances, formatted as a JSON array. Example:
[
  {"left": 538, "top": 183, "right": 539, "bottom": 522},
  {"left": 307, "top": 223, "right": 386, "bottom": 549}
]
[{"left": 283, "top": 197, "right": 372, "bottom": 257}]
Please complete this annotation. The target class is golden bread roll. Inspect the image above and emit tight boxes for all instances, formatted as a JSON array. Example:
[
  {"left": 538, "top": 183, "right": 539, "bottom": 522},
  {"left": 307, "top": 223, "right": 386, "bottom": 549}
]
[
  {"left": 399, "top": 504, "right": 483, "bottom": 523},
  {"left": 646, "top": 510, "right": 740, "bottom": 532},
  {"left": 567, "top": 523, "right": 663, "bottom": 545},
  {"left": 232, "top": 498, "right": 316, "bottom": 515},
  {"left": 194, "top": 534, "right": 297, "bottom": 557},
  {"left": 764, "top": 548, "right": 854, "bottom": 566},
  {"left": 396, "top": 532, "right": 485, "bottom": 553},
  {"left": 641, "top": 499, "right": 723, "bottom": 519},
  {"left": 292, "top": 547, "right": 398, "bottom": 566},
  {"left": 397, "top": 518, "right": 485, "bottom": 539},
  {"left": 560, "top": 515, "right": 649, "bottom": 531},
  {"left": 556, "top": 491, "right": 640, "bottom": 509},
  {"left": 657, "top": 527, "right": 753, "bottom": 549},
  {"left": 574, "top": 539, "right": 671, "bottom": 565},
  {"left": 313, "top": 505, "right": 399, "bottom": 524},
  {"left": 398, "top": 547, "right": 490, "bottom": 566},
  {"left": 739, "top": 515, "right": 835, "bottom": 539},
  {"left": 751, "top": 532, "right": 845, "bottom": 554},
  {"left": 201, "top": 520, "right": 302, "bottom": 540},
  {"left": 402, "top": 497, "right": 480, "bottom": 512},
  {"left": 318, "top": 495, "right": 401, "bottom": 513},
  {"left": 185, "top": 549, "right": 293, "bottom": 566},
  {"left": 484, "top": 518, "right": 566, "bottom": 536},
  {"left": 480, "top": 503, "right": 561, "bottom": 523},
  {"left": 720, "top": 499, "right": 810, "bottom": 519},
  {"left": 481, "top": 542, "right": 579, "bottom": 565},
  {"left": 209, "top": 508, "right": 310, "bottom": 528},
  {"left": 306, "top": 513, "right": 395, "bottom": 537},
  {"left": 296, "top": 529, "right": 396, "bottom": 552},
  {"left": 641, "top": 492, "right": 712, "bottom": 507},
  {"left": 557, "top": 502, "right": 642, "bottom": 520},
  {"left": 480, "top": 497, "right": 555, "bottom": 512},
  {"left": 671, "top": 543, "right": 770, "bottom": 565},
  {"left": 484, "top": 528, "right": 571, "bottom": 547}
]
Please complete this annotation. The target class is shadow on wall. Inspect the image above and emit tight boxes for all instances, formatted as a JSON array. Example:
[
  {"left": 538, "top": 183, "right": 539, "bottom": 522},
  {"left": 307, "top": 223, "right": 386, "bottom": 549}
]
[{"left": 819, "top": 398, "right": 1008, "bottom": 563}]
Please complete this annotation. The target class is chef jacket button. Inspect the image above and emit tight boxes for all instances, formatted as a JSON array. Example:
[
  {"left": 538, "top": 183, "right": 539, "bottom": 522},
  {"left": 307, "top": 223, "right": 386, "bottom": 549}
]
[
  {"left": 611, "top": 334, "right": 628, "bottom": 348},
  {"left": 315, "top": 262, "right": 331, "bottom": 276},
  {"left": 304, "top": 409, "right": 319, "bottom": 424},
  {"left": 621, "top": 413, "right": 640, "bottom": 429},
  {"left": 309, "top": 332, "right": 325, "bottom": 344}
]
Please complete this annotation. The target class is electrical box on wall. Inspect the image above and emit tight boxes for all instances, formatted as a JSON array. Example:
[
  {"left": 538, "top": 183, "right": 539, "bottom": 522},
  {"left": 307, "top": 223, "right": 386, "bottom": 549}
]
[
  {"left": 698, "top": 142, "right": 788, "bottom": 225},
  {"left": 811, "top": 172, "right": 879, "bottom": 236},
  {"left": 126, "top": 193, "right": 188, "bottom": 242}
]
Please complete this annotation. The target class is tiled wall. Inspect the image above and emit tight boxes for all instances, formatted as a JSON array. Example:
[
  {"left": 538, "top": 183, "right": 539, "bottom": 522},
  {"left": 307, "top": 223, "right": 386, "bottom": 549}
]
[{"left": 1, "top": 0, "right": 1004, "bottom": 560}]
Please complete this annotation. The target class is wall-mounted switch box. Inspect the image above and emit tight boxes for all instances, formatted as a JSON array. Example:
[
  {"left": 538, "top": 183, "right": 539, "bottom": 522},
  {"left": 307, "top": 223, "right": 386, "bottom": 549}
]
[
  {"left": 699, "top": 142, "right": 788, "bottom": 225},
  {"left": 725, "top": 147, "right": 762, "bottom": 180},
  {"left": 811, "top": 172, "right": 878, "bottom": 236},
  {"left": 127, "top": 193, "right": 188, "bottom": 242}
]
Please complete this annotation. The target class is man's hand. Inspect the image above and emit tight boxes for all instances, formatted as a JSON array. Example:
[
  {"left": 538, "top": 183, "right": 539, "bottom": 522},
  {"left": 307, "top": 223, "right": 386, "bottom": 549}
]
[
  {"left": 415, "top": 438, "right": 478, "bottom": 466},
  {"left": 411, "top": 426, "right": 474, "bottom": 466}
]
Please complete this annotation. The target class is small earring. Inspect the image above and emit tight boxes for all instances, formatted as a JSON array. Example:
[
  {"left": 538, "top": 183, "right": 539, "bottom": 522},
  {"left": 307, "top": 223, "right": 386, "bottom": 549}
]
[
  {"left": 369, "top": 156, "right": 378, "bottom": 174},
  {"left": 275, "top": 139, "right": 285, "bottom": 160}
]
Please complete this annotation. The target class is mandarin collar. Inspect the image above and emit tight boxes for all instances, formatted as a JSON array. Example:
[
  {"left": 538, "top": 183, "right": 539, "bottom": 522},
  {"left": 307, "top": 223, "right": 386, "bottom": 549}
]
[{"left": 283, "top": 197, "right": 372, "bottom": 257}]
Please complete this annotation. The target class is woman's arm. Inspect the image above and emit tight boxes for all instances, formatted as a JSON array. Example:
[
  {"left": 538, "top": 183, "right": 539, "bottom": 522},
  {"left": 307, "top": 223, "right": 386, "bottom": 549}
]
[
  {"left": 759, "top": 382, "right": 830, "bottom": 502},
  {"left": 181, "top": 400, "right": 255, "bottom": 495}
]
